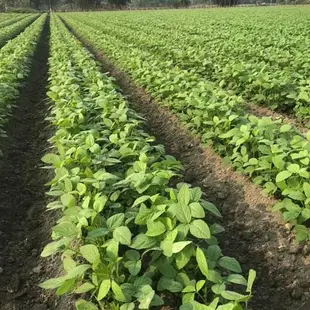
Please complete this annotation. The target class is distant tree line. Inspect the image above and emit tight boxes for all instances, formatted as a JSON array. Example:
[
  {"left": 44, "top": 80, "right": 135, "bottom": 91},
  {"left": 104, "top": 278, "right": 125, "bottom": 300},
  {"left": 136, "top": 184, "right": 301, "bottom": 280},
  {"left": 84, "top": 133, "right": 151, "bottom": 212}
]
[
  {"left": 0, "top": 0, "right": 309, "bottom": 11},
  {"left": 0, "top": 0, "right": 242, "bottom": 10}
]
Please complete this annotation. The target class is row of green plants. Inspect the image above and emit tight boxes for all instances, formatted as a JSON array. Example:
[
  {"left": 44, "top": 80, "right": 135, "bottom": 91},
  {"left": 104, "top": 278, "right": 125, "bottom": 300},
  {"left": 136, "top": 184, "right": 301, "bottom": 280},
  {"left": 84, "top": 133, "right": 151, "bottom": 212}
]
[
  {"left": 60, "top": 14, "right": 310, "bottom": 241},
  {"left": 0, "top": 14, "right": 45, "bottom": 155},
  {"left": 0, "top": 13, "right": 31, "bottom": 28},
  {"left": 40, "top": 14, "right": 255, "bottom": 310},
  {"left": 0, "top": 13, "right": 39, "bottom": 48},
  {"left": 0, "top": 13, "right": 21, "bottom": 22},
  {"left": 68, "top": 8, "right": 310, "bottom": 121}
]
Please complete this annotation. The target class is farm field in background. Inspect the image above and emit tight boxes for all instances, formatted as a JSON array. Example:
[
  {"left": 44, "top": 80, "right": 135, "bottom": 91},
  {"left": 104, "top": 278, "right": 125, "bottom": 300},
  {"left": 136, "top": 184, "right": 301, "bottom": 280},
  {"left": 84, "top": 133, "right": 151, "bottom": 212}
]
[
  {"left": 0, "top": 6, "right": 310, "bottom": 310},
  {"left": 61, "top": 6, "right": 310, "bottom": 241}
]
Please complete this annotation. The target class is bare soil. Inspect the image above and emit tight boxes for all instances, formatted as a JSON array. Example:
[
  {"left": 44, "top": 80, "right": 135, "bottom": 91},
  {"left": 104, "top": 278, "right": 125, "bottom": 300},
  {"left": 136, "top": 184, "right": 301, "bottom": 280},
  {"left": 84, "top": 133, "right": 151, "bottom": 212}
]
[
  {"left": 65, "top": 23, "right": 310, "bottom": 310},
  {"left": 0, "top": 17, "right": 71, "bottom": 310}
]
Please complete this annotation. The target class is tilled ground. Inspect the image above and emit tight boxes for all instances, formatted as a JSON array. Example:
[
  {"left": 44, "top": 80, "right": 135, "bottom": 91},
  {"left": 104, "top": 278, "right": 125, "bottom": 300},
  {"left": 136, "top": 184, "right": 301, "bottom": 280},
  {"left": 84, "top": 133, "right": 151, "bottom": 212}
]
[{"left": 0, "top": 17, "right": 58, "bottom": 310}]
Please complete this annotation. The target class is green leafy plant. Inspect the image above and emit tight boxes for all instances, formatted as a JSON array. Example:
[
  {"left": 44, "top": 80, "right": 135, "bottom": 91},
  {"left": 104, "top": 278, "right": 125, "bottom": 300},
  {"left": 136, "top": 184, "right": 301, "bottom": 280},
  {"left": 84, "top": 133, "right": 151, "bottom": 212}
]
[
  {"left": 0, "top": 13, "right": 39, "bottom": 48},
  {"left": 60, "top": 11, "right": 310, "bottom": 241},
  {"left": 40, "top": 15, "right": 255, "bottom": 310},
  {"left": 0, "top": 14, "right": 32, "bottom": 29}
]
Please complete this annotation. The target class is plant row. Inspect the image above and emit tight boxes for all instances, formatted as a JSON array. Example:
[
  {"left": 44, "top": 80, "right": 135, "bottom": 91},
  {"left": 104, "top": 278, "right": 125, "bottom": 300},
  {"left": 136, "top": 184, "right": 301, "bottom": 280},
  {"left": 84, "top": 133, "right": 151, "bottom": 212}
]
[
  {"left": 40, "top": 14, "right": 255, "bottom": 310},
  {"left": 67, "top": 9, "right": 310, "bottom": 121},
  {"left": 0, "top": 14, "right": 32, "bottom": 29},
  {"left": 60, "top": 14, "right": 310, "bottom": 242},
  {"left": 0, "top": 13, "right": 39, "bottom": 48},
  {"left": 0, "top": 14, "right": 46, "bottom": 155},
  {"left": 0, "top": 13, "right": 21, "bottom": 22}
]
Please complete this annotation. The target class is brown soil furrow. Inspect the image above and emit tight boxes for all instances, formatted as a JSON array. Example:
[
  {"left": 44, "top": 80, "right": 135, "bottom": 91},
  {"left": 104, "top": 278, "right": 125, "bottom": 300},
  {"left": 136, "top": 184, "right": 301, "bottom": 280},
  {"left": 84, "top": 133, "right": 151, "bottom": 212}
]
[
  {"left": 63, "top": 20, "right": 310, "bottom": 310},
  {"left": 0, "top": 16, "right": 64, "bottom": 310}
]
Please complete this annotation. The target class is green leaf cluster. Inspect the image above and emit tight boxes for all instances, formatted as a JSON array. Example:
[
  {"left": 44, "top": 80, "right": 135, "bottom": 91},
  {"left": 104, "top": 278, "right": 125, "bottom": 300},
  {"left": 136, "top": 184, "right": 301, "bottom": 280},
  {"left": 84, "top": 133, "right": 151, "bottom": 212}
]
[
  {"left": 40, "top": 15, "right": 255, "bottom": 310},
  {"left": 60, "top": 11, "right": 310, "bottom": 241}
]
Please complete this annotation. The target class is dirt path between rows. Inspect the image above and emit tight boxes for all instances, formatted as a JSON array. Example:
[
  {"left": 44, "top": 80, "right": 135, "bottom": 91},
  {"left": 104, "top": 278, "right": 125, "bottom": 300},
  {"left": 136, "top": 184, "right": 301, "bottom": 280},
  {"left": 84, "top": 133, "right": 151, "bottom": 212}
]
[
  {"left": 63, "top": 20, "right": 310, "bottom": 310},
  {"left": 0, "top": 16, "right": 59, "bottom": 310}
]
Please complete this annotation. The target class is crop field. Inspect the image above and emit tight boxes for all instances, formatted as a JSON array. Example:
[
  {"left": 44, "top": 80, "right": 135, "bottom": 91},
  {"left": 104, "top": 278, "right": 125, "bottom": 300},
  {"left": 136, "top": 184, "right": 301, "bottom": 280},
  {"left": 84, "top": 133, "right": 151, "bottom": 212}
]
[{"left": 0, "top": 6, "right": 310, "bottom": 310}]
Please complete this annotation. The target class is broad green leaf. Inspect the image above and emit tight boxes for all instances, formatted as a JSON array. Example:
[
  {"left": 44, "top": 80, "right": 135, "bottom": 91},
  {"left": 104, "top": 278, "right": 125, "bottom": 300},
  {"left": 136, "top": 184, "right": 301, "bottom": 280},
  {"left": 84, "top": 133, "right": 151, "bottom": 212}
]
[
  {"left": 196, "top": 247, "right": 208, "bottom": 277},
  {"left": 150, "top": 294, "right": 164, "bottom": 307},
  {"left": 146, "top": 220, "right": 166, "bottom": 237},
  {"left": 107, "top": 213, "right": 125, "bottom": 229},
  {"left": 206, "top": 245, "right": 222, "bottom": 261},
  {"left": 272, "top": 156, "right": 285, "bottom": 170},
  {"left": 107, "top": 240, "right": 119, "bottom": 261},
  {"left": 158, "top": 263, "right": 177, "bottom": 278},
  {"left": 287, "top": 164, "right": 300, "bottom": 174},
  {"left": 60, "top": 193, "right": 75, "bottom": 207},
  {"left": 172, "top": 241, "right": 192, "bottom": 254},
  {"left": 125, "top": 250, "right": 140, "bottom": 261},
  {"left": 212, "top": 283, "right": 226, "bottom": 294},
  {"left": 66, "top": 264, "right": 91, "bottom": 279},
  {"left": 136, "top": 285, "right": 155, "bottom": 309},
  {"left": 201, "top": 201, "right": 222, "bottom": 217},
  {"left": 298, "top": 91, "right": 309, "bottom": 101},
  {"left": 190, "top": 220, "right": 210, "bottom": 239},
  {"left": 132, "top": 195, "right": 150, "bottom": 208},
  {"left": 75, "top": 282, "right": 95, "bottom": 294},
  {"left": 177, "top": 184, "right": 191, "bottom": 206},
  {"left": 131, "top": 234, "right": 156, "bottom": 250},
  {"left": 189, "top": 202, "right": 205, "bottom": 218},
  {"left": 175, "top": 245, "right": 194, "bottom": 269},
  {"left": 39, "top": 277, "right": 67, "bottom": 289},
  {"left": 42, "top": 153, "right": 60, "bottom": 165},
  {"left": 80, "top": 244, "right": 100, "bottom": 264},
  {"left": 135, "top": 204, "right": 152, "bottom": 225},
  {"left": 113, "top": 226, "right": 132, "bottom": 245},
  {"left": 190, "top": 187, "right": 202, "bottom": 202},
  {"left": 63, "top": 257, "right": 76, "bottom": 272},
  {"left": 206, "top": 270, "right": 223, "bottom": 284},
  {"left": 53, "top": 222, "right": 78, "bottom": 238},
  {"left": 157, "top": 277, "right": 183, "bottom": 293},
  {"left": 75, "top": 299, "right": 98, "bottom": 310},
  {"left": 120, "top": 303, "right": 135, "bottom": 310},
  {"left": 93, "top": 195, "right": 107, "bottom": 213},
  {"left": 176, "top": 202, "right": 192, "bottom": 224},
  {"left": 56, "top": 278, "right": 75, "bottom": 296},
  {"left": 182, "top": 285, "right": 196, "bottom": 293},
  {"left": 196, "top": 280, "right": 205, "bottom": 292},
  {"left": 160, "top": 240, "right": 173, "bottom": 257},
  {"left": 276, "top": 171, "right": 292, "bottom": 183},
  {"left": 302, "top": 208, "right": 310, "bottom": 220},
  {"left": 125, "top": 260, "right": 142, "bottom": 276},
  {"left": 97, "top": 279, "right": 111, "bottom": 300},
  {"left": 280, "top": 124, "right": 291, "bottom": 133},
  {"left": 221, "top": 290, "right": 247, "bottom": 301},
  {"left": 77, "top": 183, "right": 87, "bottom": 195},
  {"left": 219, "top": 256, "right": 242, "bottom": 273},
  {"left": 246, "top": 269, "right": 256, "bottom": 293},
  {"left": 303, "top": 183, "right": 310, "bottom": 198},
  {"left": 295, "top": 225, "right": 309, "bottom": 242},
  {"left": 41, "top": 240, "right": 63, "bottom": 257},
  {"left": 226, "top": 274, "right": 247, "bottom": 286},
  {"left": 112, "top": 280, "right": 128, "bottom": 302}
]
